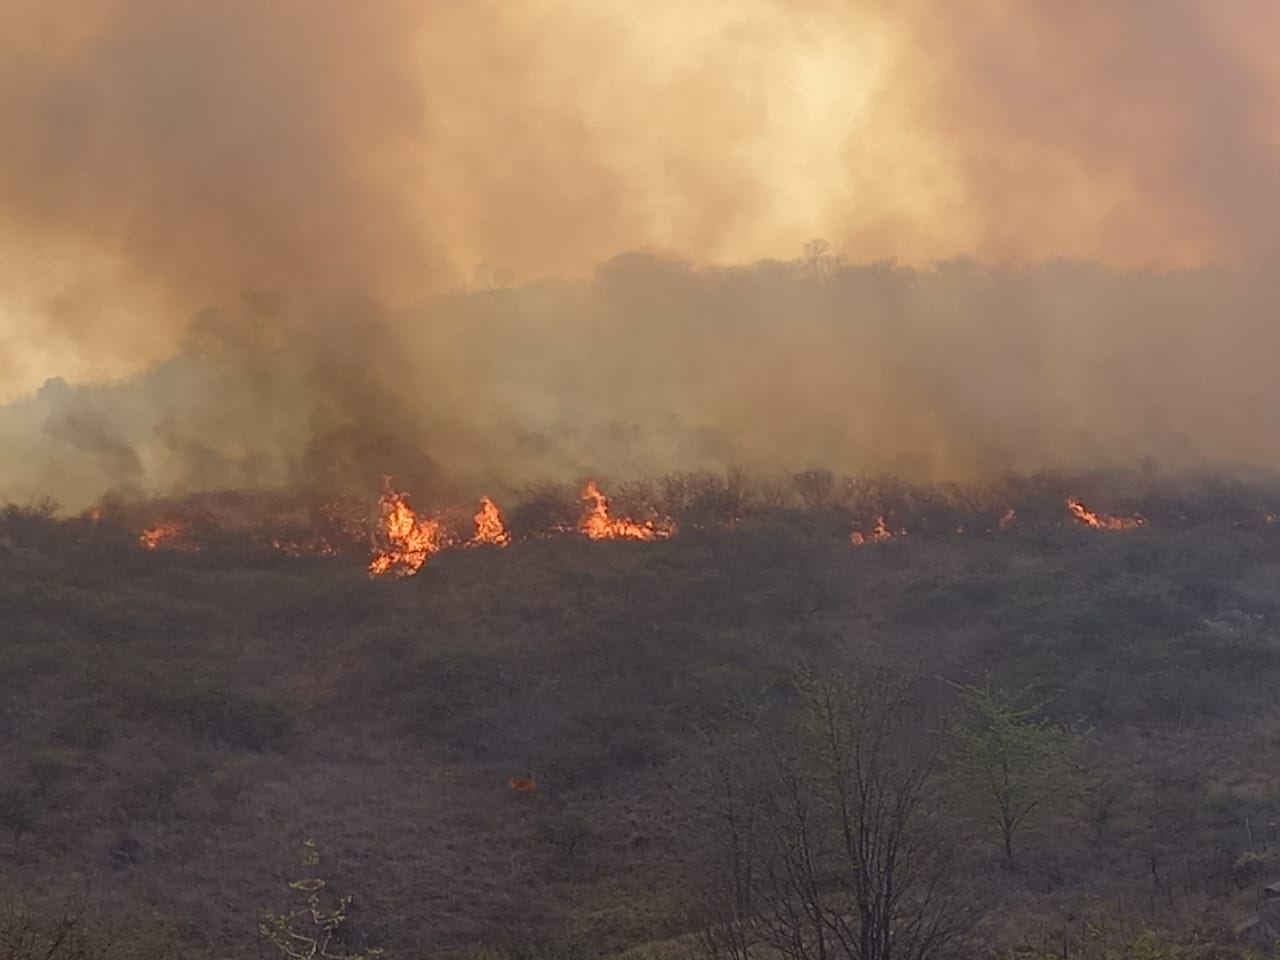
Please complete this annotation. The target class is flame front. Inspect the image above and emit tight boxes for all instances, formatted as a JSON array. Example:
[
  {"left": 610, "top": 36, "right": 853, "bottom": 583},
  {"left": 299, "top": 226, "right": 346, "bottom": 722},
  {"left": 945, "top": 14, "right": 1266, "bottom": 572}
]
[
  {"left": 139, "top": 519, "right": 188, "bottom": 550},
  {"left": 578, "top": 481, "right": 675, "bottom": 541},
  {"left": 1065, "top": 497, "right": 1144, "bottom": 531},
  {"left": 470, "top": 496, "right": 511, "bottom": 547},
  {"left": 112, "top": 480, "right": 1266, "bottom": 566},
  {"left": 368, "top": 477, "right": 442, "bottom": 577}
]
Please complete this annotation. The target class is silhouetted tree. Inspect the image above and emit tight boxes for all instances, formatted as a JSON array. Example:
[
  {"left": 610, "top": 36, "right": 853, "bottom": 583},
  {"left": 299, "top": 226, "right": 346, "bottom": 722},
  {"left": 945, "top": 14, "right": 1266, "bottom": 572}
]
[{"left": 701, "top": 673, "right": 976, "bottom": 960}]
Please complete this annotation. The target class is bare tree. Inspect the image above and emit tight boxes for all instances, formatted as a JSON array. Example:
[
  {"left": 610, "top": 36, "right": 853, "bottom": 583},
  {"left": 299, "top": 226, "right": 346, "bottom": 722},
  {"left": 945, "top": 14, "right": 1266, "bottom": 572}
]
[
  {"left": 260, "top": 839, "right": 386, "bottom": 960},
  {"left": 696, "top": 755, "right": 762, "bottom": 960},
  {"left": 793, "top": 470, "right": 837, "bottom": 511},
  {"left": 0, "top": 901, "right": 89, "bottom": 960},
  {"left": 700, "top": 673, "right": 977, "bottom": 960}
]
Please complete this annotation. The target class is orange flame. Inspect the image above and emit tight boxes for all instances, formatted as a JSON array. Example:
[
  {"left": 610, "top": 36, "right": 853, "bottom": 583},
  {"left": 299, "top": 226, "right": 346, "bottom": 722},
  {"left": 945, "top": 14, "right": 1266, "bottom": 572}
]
[
  {"left": 850, "top": 515, "right": 895, "bottom": 545},
  {"left": 139, "top": 519, "right": 189, "bottom": 550},
  {"left": 998, "top": 508, "right": 1016, "bottom": 531},
  {"left": 578, "top": 481, "right": 675, "bottom": 541},
  {"left": 368, "top": 477, "right": 442, "bottom": 577},
  {"left": 1065, "top": 497, "right": 1144, "bottom": 531},
  {"left": 469, "top": 496, "right": 511, "bottom": 547}
]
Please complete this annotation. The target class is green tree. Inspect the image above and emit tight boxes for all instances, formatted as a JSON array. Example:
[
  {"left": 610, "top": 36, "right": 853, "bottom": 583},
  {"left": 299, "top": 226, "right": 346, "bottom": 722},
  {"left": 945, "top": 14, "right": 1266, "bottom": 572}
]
[{"left": 951, "top": 679, "right": 1078, "bottom": 860}]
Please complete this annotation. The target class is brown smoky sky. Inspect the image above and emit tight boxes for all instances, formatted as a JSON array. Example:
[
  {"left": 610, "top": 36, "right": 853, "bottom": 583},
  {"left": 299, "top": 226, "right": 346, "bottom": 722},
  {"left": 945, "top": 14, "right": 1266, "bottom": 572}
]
[{"left": 1, "top": 0, "right": 1279, "bottom": 507}]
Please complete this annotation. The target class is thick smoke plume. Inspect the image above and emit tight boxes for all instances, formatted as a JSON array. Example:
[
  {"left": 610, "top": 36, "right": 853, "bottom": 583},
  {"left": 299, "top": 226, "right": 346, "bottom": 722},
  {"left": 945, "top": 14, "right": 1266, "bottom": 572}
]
[{"left": 0, "top": 1, "right": 1278, "bottom": 509}]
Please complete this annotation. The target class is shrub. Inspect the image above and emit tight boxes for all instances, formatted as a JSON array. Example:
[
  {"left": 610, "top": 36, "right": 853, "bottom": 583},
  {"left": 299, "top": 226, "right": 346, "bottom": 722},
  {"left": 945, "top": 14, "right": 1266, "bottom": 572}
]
[
  {"left": 179, "top": 685, "right": 293, "bottom": 751},
  {"left": 0, "top": 787, "right": 42, "bottom": 851}
]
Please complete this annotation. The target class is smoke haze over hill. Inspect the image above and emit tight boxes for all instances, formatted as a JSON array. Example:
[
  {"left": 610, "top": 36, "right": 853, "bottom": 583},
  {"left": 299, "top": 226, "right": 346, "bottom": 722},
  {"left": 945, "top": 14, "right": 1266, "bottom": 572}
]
[
  {"left": 1, "top": 1, "right": 1279, "bottom": 507},
  {"left": 5, "top": 256, "right": 1280, "bottom": 510}
]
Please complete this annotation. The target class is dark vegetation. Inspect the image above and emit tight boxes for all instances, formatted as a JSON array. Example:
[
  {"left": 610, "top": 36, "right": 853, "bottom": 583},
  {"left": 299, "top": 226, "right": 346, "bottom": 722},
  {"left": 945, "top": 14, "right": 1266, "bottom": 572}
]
[{"left": 3, "top": 468, "right": 1280, "bottom": 958}]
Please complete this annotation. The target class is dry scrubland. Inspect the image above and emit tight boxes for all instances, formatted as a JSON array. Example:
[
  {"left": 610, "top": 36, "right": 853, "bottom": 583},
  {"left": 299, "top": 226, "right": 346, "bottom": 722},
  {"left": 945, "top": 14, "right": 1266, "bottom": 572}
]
[{"left": 4, "top": 469, "right": 1280, "bottom": 958}]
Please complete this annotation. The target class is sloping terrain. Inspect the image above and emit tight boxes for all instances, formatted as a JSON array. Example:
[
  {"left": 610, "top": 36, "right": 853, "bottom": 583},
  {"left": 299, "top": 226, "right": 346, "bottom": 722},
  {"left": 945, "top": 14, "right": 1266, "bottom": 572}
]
[{"left": 3, "top": 487, "right": 1280, "bottom": 958}]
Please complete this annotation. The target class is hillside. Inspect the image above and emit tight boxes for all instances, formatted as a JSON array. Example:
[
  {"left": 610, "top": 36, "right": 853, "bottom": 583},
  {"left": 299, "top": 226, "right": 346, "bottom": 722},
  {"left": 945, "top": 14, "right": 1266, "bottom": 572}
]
[{"left": 3, "top": 474, "right": 1280, "bottom": 958}]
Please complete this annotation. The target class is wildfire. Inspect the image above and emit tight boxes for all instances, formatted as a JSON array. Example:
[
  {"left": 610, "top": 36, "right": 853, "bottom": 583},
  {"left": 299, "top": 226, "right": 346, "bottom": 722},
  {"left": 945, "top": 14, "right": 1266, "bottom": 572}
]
[
  {"left": 578, "top": 481, "right": 675, "bottom": 541},
  {"left": 1065, "top": 497, "right": 1144, "bottom": 531},
  {"left": 368, "top": 477, "right": 442, "bottom": 577},
  {"left": 470, "top": 496, "right": 511, "bottom": 547},
  {"left": 850, "top": 515, "right": 895, "bottom": 545},
  {"left": 106, "top": 480, "right": 1280, "bottom": 571},
  {"left": 139, "top": 519, "right": 189, "bottom": 550}
]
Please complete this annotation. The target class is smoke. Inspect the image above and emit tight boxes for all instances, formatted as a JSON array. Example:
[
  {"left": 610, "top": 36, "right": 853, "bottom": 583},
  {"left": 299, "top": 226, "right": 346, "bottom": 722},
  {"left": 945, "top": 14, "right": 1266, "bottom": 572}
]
[
  {"left": 0, "top": 1, "right": 1278, "bottom": 508},
  {"left": 904, "top": 0, "right": 1280, "bottom": 266},
  {"left": 6, "top": 254, "right": 1280, "bottom": 509}
]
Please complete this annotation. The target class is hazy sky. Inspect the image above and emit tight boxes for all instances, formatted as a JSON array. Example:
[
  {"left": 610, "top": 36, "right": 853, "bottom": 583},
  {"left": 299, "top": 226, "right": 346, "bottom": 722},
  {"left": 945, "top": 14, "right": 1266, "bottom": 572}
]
[
  {"left": 2, "top": 1, "right": 1278, "bottom": 397},
  {"left": 1, "top": 1, "right": 1279, "bottom": 505}
]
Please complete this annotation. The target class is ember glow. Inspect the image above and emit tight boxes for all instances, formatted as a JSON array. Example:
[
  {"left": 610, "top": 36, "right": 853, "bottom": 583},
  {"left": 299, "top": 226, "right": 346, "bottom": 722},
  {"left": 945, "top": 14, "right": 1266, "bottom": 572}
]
[
  {"left": 1065, "top": 497, "right": 1144, "bottom": 531},
  {"left": 508, "top": 777, "right": 537, "bottom": 792},
  {"left": 469, "top": 496, "right": 511, "bottom": 548},
  {"left": 578, "top": 481, "right": 675, "bottom": 542},
  {"left": 368, "top": 477, "right": 442, "bottom": 577},
  {"left": 272, "top": 537, "right": 339, "bottom": 559},
  {"left": 998, "top": 508, "right": 1016, "bottom": 531},
  {"left": 850, "top": 516, "right": 895, "bottom": 546}
]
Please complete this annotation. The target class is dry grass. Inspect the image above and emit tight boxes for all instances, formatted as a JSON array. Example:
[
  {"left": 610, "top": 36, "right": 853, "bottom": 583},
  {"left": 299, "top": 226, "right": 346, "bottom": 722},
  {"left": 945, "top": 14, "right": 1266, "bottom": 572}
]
[{"left": 2, "top": 493, "right": 1279, "bottom": 957}]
